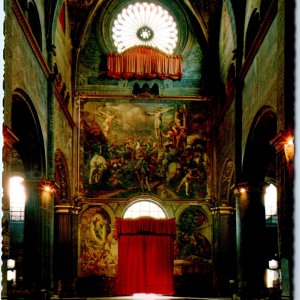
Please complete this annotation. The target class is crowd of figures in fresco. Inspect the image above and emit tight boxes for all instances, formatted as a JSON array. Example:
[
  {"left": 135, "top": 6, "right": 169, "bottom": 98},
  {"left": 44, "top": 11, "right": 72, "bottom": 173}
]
[{"left": 79, "top": 101, "right": 209, "bottom": 199}]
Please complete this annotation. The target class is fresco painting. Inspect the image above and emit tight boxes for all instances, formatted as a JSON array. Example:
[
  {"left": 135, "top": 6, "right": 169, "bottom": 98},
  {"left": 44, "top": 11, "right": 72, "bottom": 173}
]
[
  {"left": 174, "top": 206, "right": 212, "bottom": 275},
  {"left": 79, "top": 100, "right": 209, "bottom": 199},
  {"left": 78, "top": 206, "right": 118, "bottom": 277}
]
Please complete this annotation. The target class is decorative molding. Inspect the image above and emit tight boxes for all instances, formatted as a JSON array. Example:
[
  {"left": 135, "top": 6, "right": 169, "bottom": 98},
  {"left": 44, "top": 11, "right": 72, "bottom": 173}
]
[
  {"left": 220, "top": 159, "right": 234, "bottom": 205},
  {"left": 211, "top": 205, "right": 235, "bottom": 216},
  {"left": 75, "top": 92, "right": 212, "bottom": 102},
  {"left": 54, "top": 149, "right": 71, "bottom": 205},
  {"left": 54, "top": 204, "right": 81, "bottom": 214}
]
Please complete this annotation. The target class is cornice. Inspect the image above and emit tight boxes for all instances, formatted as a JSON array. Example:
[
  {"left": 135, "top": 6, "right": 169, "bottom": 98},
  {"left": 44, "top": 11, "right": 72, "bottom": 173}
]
[{"left": 75, "top": 92, "right": 212, "bottom": 102}]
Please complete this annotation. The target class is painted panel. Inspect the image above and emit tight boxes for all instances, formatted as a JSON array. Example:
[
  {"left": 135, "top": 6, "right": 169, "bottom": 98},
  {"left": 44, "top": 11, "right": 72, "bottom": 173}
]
[
  {"left": 78, "top": 206, "right": 117, "bottom": 277},
  {"left": 174, "top": 206, "right": 212, "bottom": 276},
  {"left": 79, "top": 100, "right": 209, "bottom": 199}
]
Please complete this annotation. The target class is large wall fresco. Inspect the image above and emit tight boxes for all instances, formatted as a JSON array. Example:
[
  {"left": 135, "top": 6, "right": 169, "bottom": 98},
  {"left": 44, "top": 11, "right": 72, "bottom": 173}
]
[{"left": 79, "top": 100, "right": 209, "bottom": 199}]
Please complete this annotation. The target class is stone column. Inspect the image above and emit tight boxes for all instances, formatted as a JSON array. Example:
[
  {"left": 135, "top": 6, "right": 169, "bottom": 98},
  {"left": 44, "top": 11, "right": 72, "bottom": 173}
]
[
  {"left": 23, "top": 179, "right": 43, "bottom": 289},
  {"left": 211, "top": 205, "right": 236, "bottom": 295},
  {"left": 54, "top": 205, "right": 80, "bottom": 296},
  {"left": 235, "top": 182, "right": 267, "bottom": 299},
  {"left": 271, "top": 130, "right": 294, "bottom": 298}
]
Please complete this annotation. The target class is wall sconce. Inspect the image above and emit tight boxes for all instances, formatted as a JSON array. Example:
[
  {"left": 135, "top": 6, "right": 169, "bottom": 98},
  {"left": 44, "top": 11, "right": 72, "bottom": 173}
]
[
  {"left": 284, "top": 136, "right": 294, "bottom": 163},
  {"left": 268, "top": 259, "right": 279, "bottom": 270},
  {"left": 266, "top": 257, "right": 280, "bottom": 289},
  {"left": 7, "top": 259, "right": 15, "bottom": 269},
  {"left": 39, "top": 180, "right": 58, "bottom": 193},
  {"left": 7, "top": 259, "right": 16, "bottom": 286},
  {"left": 233, "top": 185, "right": 247, "bottom": 196}
]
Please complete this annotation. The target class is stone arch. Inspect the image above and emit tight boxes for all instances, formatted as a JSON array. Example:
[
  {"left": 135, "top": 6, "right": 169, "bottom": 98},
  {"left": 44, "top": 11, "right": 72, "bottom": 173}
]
[
  {"left": 11, "top": 88, "right": 47, "bottom": 287},
  {"left": 54, "top": 149, "right": 71, "bottom": 205},
  {"left": 242, "top": 106, "right": 277, "bottom": 182},
  {"left": 12, "top": 89, "right": 46, "bottom": 179},
  {"left": 236, "top": 106, "right": 278, "bottom": 298}
]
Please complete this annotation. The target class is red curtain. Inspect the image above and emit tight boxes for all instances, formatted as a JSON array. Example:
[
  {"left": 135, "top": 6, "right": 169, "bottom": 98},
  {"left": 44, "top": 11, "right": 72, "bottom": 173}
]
[
  {"left": 107, "top": 47, "right": 182, "bottom": 80},
  {"left": 115, "top": 217, "right": 176, "bottom": 296}
]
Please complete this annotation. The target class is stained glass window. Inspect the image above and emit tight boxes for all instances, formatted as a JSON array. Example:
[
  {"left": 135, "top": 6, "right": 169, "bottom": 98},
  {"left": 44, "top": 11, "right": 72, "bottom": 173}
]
[{"left": 112, "top": 2, "right": 178, "bottom": 54}]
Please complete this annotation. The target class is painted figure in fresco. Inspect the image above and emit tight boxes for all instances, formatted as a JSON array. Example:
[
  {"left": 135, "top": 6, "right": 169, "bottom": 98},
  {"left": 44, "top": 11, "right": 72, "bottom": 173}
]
[
  {"left": 134, "top": 152, "right": 151, "bottom": 192},
  {"left": 89, "top": 147, "right": 107, "bottom": 184},
  {"left": 90, "top": 212, "right": 108, "bottom": 246},
  {"left": 95, "top": 109, "right": 117, "bottom": 139},
  {"left": 147, "top": 107, "right": 173, "bottom": 147},
  {"left": 165, "top": 105, "right": 188, "bottom": 150},
  {"left": 176, "top": 168, "right": 199, "bottom": 196},
  {"left": 81, "top": 110, "right": 107, "bottom": 159}
]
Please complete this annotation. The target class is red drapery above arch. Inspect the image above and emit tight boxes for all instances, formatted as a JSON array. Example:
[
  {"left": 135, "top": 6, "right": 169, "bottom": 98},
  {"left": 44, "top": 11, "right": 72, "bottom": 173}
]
[
  {"left": 107, "top": 47, "right": 183, "bottom": 80},
  {"left": 115, "top": 217, "right": 176, "bottom": 296}
]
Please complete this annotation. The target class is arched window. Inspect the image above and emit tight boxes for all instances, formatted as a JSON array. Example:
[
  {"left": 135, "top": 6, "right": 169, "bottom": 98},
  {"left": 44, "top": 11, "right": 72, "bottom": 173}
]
[
  {"left": 123, "top": 200, "right": 166, "bottom": 219},
  {"left": 264, "top": 183, "right": 277, "bottom": 225},
  {"left": 9, "top": 176, "right": 26, "bottom": 221},
  {"left": 28, "top": 1, "right": 43, "bottom": 49},
  {"left": 245, "top": 9, "right": 260, "bottom": 57},
  {"left": 112, "top": 2, "right": 178, "bottom": 54}
]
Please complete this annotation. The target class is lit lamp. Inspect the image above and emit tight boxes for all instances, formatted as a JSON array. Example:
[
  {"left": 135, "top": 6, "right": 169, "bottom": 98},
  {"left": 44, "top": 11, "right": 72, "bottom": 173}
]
[
  {"left": 269, "top": 259, "right": 279, "bottom": 270},
  {"left": 266, "top": 258, "right": 280, "bottom": 289},
  {"left": 39, "top": 180, "right": 58, "bottom": 193},
  {"left": 283, "top": 137, "right": 294, "bottom": 163},
  {"left": 7, "top": 259, "right": 16, "bottom": 286}
]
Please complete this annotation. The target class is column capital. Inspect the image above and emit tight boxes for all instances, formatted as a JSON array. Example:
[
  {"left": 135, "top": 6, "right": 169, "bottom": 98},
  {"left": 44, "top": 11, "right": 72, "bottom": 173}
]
[
  {"left": 234, "top": 181, "right": 267, "bottom": 194},
  {"left": 54, "top": 204, "right": 81, "bottom": 215},
  {"left": 211, "top": 205, "right": 235, "bottom": 216}
]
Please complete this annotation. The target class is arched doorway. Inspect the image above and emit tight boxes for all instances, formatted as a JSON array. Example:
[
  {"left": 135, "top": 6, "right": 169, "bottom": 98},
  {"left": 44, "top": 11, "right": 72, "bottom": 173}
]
[
  {"left": 236, "top": 107, "right": 277, "bottom": 298},
  {"left": 116, "top": 197, "right": 175, "bottom": 296},
  {"left": 10, "top": 90, "right": 48, "bottom": 290}
]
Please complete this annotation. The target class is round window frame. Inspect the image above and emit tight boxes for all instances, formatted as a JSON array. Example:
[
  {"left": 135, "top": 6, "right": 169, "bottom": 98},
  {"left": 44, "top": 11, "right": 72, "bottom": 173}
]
[{"left": 96, "top": 0, "right": 190, "bottom": 55}]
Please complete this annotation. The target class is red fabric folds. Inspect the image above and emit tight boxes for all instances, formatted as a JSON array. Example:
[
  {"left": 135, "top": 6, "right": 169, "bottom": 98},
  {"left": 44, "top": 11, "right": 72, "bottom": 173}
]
[
  {"left": 116, "top": 217, "right": 177, "bottom": 236},
  {"left": 107, "top": 47, "right": 182, "bottom": 80},
  {"left": 115, "top": 217, "right": 176, "bottom": 296}
]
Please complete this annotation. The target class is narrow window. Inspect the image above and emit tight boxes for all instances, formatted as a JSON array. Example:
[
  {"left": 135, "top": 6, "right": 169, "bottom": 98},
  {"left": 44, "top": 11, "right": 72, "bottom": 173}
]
[
  {"left": 9, "top": 176, "right": 26, "bottom": 221},
  {"left": 264, "top": 183, "right": 278, "bottom": 225}
]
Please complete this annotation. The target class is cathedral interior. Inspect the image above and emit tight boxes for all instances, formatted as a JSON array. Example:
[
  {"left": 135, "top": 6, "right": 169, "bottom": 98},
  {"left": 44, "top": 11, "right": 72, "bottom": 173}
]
[{"left": 1, "top": 0, "right": 296, "bottom": 299}]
